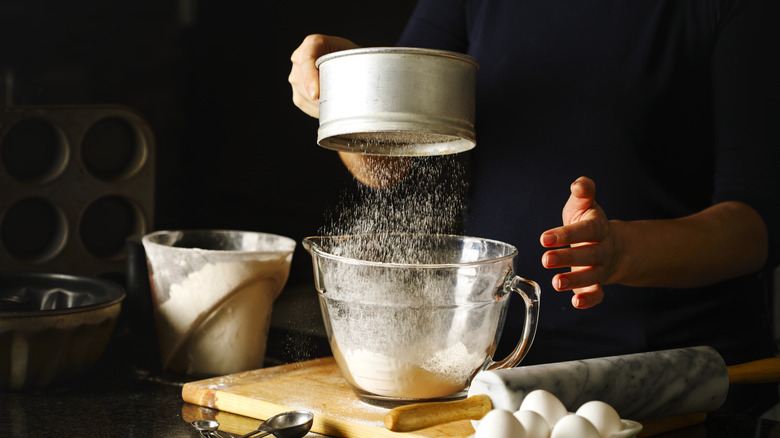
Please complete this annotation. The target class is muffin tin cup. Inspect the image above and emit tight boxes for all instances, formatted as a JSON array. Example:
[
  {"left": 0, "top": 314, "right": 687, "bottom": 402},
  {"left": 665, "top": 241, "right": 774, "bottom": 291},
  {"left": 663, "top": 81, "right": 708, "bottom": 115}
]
[{"left": 0, "top": 105, "right": 155, "bottom": 278}]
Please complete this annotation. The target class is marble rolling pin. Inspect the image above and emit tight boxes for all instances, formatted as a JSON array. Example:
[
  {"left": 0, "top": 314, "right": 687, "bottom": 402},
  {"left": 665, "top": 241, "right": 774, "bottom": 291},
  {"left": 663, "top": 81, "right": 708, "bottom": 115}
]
[{"left": 385, "top": 346, "right": 780, "bottom": 432}]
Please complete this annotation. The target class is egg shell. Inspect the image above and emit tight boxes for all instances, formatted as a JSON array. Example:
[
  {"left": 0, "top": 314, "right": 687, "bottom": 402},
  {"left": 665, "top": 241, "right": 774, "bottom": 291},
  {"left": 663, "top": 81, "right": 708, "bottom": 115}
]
[
  {"left": 476, "top": 409, "right": 526, "bottom": 438},
  {"left": 518, "top": 389, "right": 568, "bottom": 428},
  {"left": 550, "top": 414, "right": 602, "bottom": 438},
  {"left": 576, "top": 401, "right": 623, "bottom": 438},
  {"left": 514, "top": 409, "right": 551, "bottom": 438}
]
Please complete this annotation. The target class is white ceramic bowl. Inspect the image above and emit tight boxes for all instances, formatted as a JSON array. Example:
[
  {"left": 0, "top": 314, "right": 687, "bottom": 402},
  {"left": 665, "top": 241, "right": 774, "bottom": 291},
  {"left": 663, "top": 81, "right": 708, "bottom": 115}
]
[{"left": 142, "top": 229, "right": 295, "bottom": 376}]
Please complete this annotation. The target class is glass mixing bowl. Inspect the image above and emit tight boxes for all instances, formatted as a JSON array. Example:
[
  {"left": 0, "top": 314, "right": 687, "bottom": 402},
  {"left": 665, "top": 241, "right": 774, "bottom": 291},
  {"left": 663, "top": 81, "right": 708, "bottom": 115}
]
[{"left": 303, "top": 234, "right": 540, "bottom": 402}]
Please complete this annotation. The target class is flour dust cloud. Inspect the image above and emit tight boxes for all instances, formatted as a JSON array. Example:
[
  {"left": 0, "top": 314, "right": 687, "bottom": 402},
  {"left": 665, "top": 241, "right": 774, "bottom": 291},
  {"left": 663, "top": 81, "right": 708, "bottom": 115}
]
[{"left": 310, "top": 154, "right": 494, "bottom": 399}]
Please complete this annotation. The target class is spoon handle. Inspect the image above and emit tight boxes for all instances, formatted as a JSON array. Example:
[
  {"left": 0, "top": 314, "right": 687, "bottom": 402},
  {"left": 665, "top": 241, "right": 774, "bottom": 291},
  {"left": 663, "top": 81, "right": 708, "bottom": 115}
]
[{"left": 237, "top": 429, "right": 270, "bottom": 438}]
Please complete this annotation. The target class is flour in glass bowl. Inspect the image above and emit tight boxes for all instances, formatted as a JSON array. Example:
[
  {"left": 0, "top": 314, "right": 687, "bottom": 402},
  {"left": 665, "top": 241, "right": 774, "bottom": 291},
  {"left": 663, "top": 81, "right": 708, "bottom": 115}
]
[
  {"left": 318, "top": 155, "right": 484, "bottom": 399},
  {"left": 333, "top": 341, "right": 485, "bottom": 399}
]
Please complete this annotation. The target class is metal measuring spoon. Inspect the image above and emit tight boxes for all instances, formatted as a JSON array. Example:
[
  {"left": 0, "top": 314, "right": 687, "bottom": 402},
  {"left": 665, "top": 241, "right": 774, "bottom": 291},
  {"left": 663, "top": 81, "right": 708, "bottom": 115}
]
[
  {"left": 191, "top": 420, "right": 226, "bottom": 438},
  {"left": 237, "top": 410, "right": 315, "bottom": 438}
]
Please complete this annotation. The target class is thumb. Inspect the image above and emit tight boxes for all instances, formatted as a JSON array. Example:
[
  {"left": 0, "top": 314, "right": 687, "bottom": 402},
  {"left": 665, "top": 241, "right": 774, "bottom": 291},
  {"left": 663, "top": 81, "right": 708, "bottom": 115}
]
[
  {"left": 304, "top": 62, "right": 321, "bottom": 101},
  {"left": 562, "top": 176, "right": 596, "bottom": 225}
]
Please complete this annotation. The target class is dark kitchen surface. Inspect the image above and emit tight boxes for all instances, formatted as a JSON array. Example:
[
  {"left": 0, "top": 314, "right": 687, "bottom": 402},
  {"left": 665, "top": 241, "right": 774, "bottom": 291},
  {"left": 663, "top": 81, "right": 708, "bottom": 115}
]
[
  {"left": 2, "top": 320, "right": 334, "bottom": 438},
  {"left": 3, "top": 322, "right": 780, "bottom": 438}
]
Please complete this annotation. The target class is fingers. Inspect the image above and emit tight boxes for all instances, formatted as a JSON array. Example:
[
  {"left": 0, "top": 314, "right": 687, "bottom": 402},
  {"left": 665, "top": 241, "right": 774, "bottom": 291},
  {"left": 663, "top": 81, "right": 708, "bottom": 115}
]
[
  {"left": 289, "top": 35, "right": 325, "bottom": 118},
  {"left": 541, "top": 220, "right": 611, "bottom": 306},
  {"left": 551, "top": 270, "right": 604, "bottom": 309},
  {"left": 570, "top": 285, "right": 604, "bottom": 309},
  {"left": 540, "top": 210, "right": 608, "bottom": 248},
  {"left": 294, "top": 34, "right": 328, "bottom": 100},
  {"left": 544, "top": 246, "right": 607, "bottom": 309},
  {"left": 289, "top": 34, "right": 361, "bottom": 118},
  {"left": 541, "top": 176, "right": 607, "bottom": 309},
  {"left": 548, "top": 263, "right": 605, "bottom": 290},
  {"left": 289, "top": 77, "right": 319, "bottom": 118},
  {"left": 542, "top": 243, "right": 604, "bottom": 270},
  {"left": 541, "top": 176, "right": 603, "bottom": 247}
]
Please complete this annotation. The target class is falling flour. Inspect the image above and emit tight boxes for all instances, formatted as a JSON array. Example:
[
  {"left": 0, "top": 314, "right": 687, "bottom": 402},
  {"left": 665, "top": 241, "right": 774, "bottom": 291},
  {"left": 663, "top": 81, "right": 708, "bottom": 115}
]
[
  {"left": 316, "top": 154, "right": 492, "bottom": 399},
  {"left": 320, "top": 154, "right": 467, "bottom": 242}
]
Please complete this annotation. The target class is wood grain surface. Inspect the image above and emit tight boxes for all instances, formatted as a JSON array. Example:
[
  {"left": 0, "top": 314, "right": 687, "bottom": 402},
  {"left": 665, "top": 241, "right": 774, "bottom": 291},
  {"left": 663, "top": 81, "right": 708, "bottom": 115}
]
[{"left": 182, "top": 356, "right": 476, "bottom": 438}]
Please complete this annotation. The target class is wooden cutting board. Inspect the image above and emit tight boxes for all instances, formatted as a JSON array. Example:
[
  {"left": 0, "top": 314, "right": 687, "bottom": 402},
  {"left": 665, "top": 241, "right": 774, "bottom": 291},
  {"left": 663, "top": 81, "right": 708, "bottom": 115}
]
[{"left": 182, "top": 356, "right": 475, "bottom": 438}]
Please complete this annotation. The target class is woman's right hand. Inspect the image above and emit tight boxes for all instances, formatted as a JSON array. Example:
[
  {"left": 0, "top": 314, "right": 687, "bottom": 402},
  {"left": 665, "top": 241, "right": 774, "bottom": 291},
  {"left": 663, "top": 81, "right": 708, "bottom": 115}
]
[{"left": 289, "top": 34, "right": 360, "bottom": 118}]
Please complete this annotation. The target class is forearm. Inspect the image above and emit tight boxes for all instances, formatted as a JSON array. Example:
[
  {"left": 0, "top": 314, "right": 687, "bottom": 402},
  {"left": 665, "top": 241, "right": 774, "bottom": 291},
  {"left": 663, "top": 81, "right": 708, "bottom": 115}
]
[{"left": 609, "top": 201, "right": 768, "bottom": 288}]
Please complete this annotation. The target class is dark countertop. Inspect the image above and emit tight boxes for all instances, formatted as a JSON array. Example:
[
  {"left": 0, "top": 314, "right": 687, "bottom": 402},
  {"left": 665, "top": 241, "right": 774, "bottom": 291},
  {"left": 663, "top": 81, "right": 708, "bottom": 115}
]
[
  {"left": 3, "top": 328, "right": 780, "bottom": 438},
  {"left": 2, "top": 327, "right": 332, "bottom": 438}
]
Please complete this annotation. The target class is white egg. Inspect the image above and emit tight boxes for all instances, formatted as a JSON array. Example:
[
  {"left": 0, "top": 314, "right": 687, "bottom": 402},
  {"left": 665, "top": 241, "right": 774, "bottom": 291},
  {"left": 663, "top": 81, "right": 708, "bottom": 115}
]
[
  {"left": 514, "top": 409, "right": 551, "bottom": 438},
  {"left": 576, "top": 401, "right": 623, "bottom": 438},
  {"left": 518, "top": 389, "right": 568, "bottom": 428},
  {"left": 476, "top": 409, "right": 527, "bottom": 438},
  {"left": 550, "top": 413, "right": 601, "bottom": 438}
]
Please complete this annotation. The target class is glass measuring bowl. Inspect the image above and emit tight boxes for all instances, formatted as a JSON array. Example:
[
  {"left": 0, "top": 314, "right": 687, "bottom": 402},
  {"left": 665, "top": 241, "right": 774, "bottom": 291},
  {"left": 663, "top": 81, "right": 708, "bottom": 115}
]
[{"left": 303, "top": 233, "right": 540, "bottom": 402}]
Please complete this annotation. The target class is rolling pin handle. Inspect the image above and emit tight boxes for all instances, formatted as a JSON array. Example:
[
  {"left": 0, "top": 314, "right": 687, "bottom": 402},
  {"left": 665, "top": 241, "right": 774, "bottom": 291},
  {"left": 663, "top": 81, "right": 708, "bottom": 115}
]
[
  {"left": 384, "top": 394, "right": 493, "bottom": 432},
  {"left": 727, "top": 357, "right": 780, "bottom": 384}
]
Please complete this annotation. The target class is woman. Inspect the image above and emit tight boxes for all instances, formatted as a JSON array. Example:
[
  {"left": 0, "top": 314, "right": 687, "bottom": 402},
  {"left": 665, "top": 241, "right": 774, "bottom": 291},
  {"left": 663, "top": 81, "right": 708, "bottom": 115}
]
[{"left": 289, "top": 0, "right": 780, "bottom": 413}]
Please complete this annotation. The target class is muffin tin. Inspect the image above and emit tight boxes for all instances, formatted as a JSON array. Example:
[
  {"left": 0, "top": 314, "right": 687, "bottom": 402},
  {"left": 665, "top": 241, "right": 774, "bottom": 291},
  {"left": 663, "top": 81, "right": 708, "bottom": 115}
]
[{"left": 0, "top": 105, "right": 155, "bottom": 278}]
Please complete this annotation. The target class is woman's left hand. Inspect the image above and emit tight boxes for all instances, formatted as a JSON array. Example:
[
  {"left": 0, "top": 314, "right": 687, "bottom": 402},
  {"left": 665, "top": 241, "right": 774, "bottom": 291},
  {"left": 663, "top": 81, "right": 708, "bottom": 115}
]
[{"left": 540, "top": 176, "right": 622, "bottom": 309}]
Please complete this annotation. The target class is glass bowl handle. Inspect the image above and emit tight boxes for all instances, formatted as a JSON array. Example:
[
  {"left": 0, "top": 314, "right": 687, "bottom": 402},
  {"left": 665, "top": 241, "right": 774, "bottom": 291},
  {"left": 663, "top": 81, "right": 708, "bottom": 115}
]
[{"left": 485, "top": 275, "right": 540, "bottom": 371}]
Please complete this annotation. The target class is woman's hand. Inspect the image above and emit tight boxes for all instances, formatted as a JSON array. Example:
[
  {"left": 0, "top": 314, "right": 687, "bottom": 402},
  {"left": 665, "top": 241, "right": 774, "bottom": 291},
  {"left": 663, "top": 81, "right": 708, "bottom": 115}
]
[
  {"left": 540, "top": 177, "right": 622, "bottom": 309},
  {"left": 289, "top": 34, "right": 360, "bottom": 118},
  {"left": 290, "top": 34, "right": 413, "bottom": 189},
  {"left": 539, "top": 176, "right": 768, "bottom": 309}
]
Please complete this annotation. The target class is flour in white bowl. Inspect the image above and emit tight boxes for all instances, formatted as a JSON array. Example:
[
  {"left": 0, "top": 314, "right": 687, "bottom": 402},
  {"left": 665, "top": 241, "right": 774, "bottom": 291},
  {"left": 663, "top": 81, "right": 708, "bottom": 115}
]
[{"left": 156, "top": 259, "right": 289, "bottom": 376}]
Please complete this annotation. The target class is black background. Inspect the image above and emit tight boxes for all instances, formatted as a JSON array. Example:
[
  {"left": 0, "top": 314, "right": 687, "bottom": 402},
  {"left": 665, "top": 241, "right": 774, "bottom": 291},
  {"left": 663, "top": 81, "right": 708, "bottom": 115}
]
[{"left": 0, "top": 0, "right": 418, "bottom": 290}]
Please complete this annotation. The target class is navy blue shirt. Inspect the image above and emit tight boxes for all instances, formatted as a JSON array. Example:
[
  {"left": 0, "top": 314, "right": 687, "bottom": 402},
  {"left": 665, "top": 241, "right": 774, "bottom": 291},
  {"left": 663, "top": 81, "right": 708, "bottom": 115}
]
[{"left": 397, "top": 0, "right": 780, "bottom": 382}]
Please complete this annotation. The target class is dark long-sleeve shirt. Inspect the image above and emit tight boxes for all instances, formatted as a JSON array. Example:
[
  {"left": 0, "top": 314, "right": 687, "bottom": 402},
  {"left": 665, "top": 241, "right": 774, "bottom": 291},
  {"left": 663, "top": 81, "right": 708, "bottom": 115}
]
[{"left": 398, "top": 0, "right": 780, "bottom": 412}]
